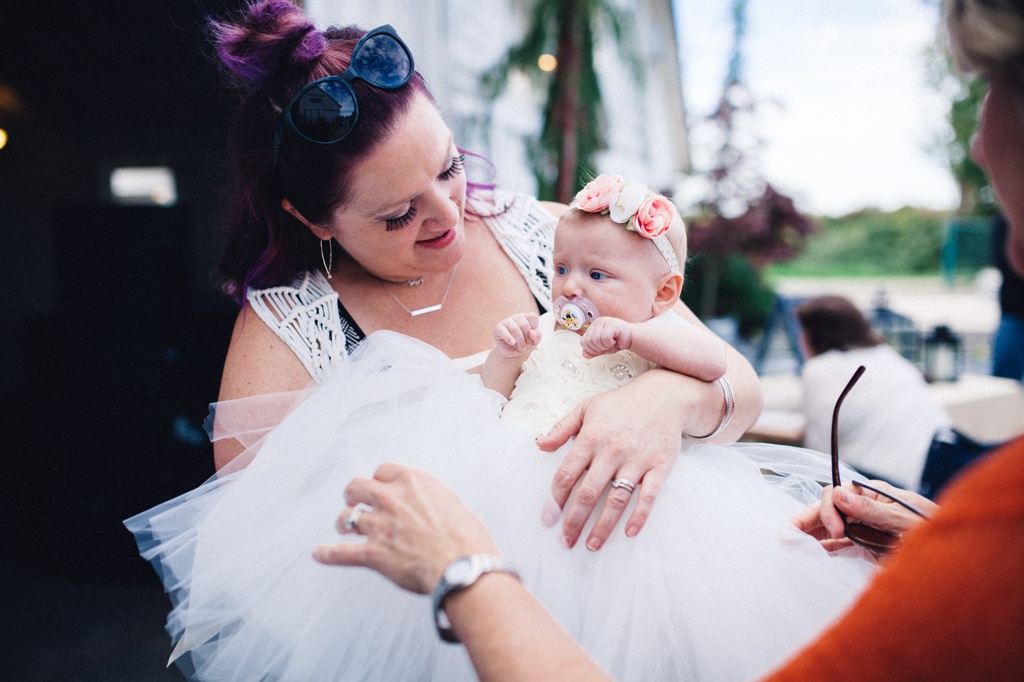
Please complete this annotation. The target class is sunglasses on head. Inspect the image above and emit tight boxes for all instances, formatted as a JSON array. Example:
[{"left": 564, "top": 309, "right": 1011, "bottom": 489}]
[
  {"left": 274, "top": 24, "right": 414, "bottom": 160},
  {"left": 830, "top": 365, "right": 931, "bottom": 554}
]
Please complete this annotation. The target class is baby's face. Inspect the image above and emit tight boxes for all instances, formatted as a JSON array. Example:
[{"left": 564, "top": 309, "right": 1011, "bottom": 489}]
[{"left": 551, "top": 211, "right": 670, "bottom": 323}]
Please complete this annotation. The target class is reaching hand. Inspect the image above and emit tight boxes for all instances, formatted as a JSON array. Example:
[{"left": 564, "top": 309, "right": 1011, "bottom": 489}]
[
  {"left": 312, "top": 463, "right": 501, "bottom": 595},
  {"left": 493, "top": 313, "right": 542, "bottom": 359},
  {"left": 580, "top": 317, "right": 633, "bottom": 359},
  {"left": 790, "top": 480, "right": 939, "bottom": 551},
  {"left": 536, "top": 369, "right": 702, "bottom": 552}
]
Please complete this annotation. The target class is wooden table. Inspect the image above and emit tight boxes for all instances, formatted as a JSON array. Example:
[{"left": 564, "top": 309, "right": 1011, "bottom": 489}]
[{"left": 928, "top": 374, "right": 1024, "bottom": 442}]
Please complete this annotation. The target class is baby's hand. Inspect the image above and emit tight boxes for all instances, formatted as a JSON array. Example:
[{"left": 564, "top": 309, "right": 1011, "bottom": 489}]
[
  {"left": 493, "top": 313, "right": 541, "bottom": 359},
  {"left": 580, "top": 317, "right": 632, "bottom": 358}
]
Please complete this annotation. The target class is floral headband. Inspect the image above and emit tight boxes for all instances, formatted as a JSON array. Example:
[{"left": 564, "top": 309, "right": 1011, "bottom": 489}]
[{"left": 572, "top": 175, "right": 680, "bottom": 273}]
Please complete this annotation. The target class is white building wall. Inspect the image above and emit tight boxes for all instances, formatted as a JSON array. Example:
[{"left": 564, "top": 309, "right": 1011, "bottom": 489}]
[
  {"left": 305, "top": 0, "right": 688, "bottom": 196},
  {"left": 596, "top": 0, "right": 690, "bottom": 192}
]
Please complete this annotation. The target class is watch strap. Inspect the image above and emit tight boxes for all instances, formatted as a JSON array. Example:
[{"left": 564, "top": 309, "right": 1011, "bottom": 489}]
[{"left": 432, "top": 554, "right": 519, "bottom": 644}]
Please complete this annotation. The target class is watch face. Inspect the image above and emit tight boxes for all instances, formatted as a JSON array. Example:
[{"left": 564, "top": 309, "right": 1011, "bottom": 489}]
[{"left": 445, "top": 557, "right": 474, "bottom": 584}]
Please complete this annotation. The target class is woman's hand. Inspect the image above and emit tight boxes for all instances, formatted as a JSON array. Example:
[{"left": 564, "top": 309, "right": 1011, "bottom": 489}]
[
  {"left": 536, "top": 369, "right": 723, "bottom": 551},
  {"left": 313, "top": 463, "right": 501, "bottom": 595},
  {"left": 790, "top": 480, "right": 939, "bottom": 551}
]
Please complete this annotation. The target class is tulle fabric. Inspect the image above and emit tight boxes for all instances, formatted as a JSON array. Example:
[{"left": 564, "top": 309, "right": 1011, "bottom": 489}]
[{"left": 126, "top": 331, "right": 877, "bottom": 681}]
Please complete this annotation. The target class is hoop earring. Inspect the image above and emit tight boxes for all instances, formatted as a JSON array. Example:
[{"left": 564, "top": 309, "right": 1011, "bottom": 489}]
[{"left": 320, "top": 238, "right": 334, "bottom": 280}]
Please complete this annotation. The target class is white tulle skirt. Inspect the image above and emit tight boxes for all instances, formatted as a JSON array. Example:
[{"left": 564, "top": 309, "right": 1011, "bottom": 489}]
[{"left": 126, "top": 331, "right": 876, "bottom": 681}]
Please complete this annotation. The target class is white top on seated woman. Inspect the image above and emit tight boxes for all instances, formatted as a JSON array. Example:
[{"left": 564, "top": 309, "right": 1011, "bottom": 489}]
[{"left": 795, "top": 295, "right": 953, "bottom": 492}]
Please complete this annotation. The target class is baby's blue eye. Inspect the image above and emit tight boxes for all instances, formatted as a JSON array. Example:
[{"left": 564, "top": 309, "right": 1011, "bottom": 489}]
[
  {"left": 556, "top": 265, "right": 568, "bottom": 275},
  {"left": 589, "top": 271, "right": 608, "bottom": 281}
]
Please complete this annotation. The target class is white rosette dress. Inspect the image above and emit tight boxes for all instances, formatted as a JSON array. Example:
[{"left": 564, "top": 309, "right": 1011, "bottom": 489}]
[{"left": 127, "top": 317, "right": 877, "bottom": 681}]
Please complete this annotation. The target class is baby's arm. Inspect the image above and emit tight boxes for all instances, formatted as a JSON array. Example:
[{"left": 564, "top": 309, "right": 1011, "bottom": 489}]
[
  {"left": 581, "top": 316, "right": 727, "bottom": 381},
  {"left": 481, "top": 313, "right": 542, "bottom": 398}
]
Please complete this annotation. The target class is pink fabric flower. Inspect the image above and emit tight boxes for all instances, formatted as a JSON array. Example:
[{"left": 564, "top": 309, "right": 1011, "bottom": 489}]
[
  {"left": 632, "top": 195, "right": 675, "bottom": 238},
  {"left": 574, "top": 175, "right": 624, "bottom": 213}
]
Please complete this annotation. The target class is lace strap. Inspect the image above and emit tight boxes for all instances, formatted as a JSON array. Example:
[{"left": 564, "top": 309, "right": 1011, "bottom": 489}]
[
  {"left": 247, "top": 272, "right": 352, "bottom": 384},
  {"left": 475, "top": 190, "right": 555, "bottom": 311}
]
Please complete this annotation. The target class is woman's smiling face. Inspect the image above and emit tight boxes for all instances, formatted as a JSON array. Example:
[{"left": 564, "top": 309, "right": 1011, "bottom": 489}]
[{"left": 325, "top": 93, "right": 468, "bottom": 282}]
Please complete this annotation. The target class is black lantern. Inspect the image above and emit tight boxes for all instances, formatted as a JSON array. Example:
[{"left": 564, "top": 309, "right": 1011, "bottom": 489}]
[{"left": 923, "top": 325, "right": 962, "bottom": 382}]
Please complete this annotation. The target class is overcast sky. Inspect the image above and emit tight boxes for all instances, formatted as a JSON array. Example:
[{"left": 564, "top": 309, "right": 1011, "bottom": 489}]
[{"left": 676, "top": 0, "right": 958, "bottom": 217}]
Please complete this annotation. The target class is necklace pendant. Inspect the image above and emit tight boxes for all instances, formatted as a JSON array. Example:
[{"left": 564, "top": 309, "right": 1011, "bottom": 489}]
[
  {"left": 382, "top": 261, "right": 459, "bottom": 317},
  {"left": 408, "top": 303, "right": 443, "bottom": 317},
  {"left": 403, "top": 277, "right": 426, "bottom": 287}
]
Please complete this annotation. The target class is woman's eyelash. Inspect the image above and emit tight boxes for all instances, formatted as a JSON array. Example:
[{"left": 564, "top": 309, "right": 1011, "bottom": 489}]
[
  {"left": 384, "top": 155, "right": 463, "bottom": 230},
  {"left": 385, "top": 205, "right": 417, "bottom": 231},
  {"left": 439, "top": 153, "right": 466, "bottom": 181}
]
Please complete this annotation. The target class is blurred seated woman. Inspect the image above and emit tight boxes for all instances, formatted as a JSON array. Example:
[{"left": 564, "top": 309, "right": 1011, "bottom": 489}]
[{"left": 795, "top": 295, "right": 992, "bottom": 497}]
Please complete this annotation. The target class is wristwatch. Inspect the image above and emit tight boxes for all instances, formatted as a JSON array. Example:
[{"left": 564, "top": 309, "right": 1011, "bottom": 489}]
[{"left": 431, "top": 554, "right": 520, "bottom": 644}]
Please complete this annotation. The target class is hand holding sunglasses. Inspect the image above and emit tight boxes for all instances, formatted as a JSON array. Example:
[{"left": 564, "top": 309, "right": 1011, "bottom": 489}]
[{"left": 829, "top": 366, "right": 934, "bottom": 553}]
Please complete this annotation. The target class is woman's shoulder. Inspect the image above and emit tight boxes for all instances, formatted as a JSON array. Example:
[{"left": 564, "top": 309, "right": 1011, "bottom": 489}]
[
  {"left": 246, "top": 271, "right": 336, "bottom": 308},
  {"left": 843, "top": 343, "right": 925, "bottom": 379},
  {"left": 648, "top": 310, "right": 690, "bottom": 327},
  {"left": 807, "top": 343, "right": 902, "bottom": 371},
  {"left": 538, "top": 200, "right": 569, "bottom": 218},
  {"left": 470, "top": 190, "right": 557, "bottom": 234},
  {"left": 471, "top": 189, "right": 557, "bottom": 308},
  {"left": 246, "top": 270, "right": 340, "bottom": 336},
  {"left": 218, "top": 300, "right": 320, "bottom": 404},
  {"left": 244, "top": 270, "right": 348, "bottom": 384}
]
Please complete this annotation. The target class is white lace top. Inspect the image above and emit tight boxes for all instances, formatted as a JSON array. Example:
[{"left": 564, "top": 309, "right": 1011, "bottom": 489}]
[{"left": 247, "top": 190, "right": 556, "bottom": 384}]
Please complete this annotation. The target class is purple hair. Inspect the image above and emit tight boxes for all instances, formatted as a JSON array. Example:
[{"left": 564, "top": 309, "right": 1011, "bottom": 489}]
[{"left": 210, "top": 1, "right": 435, "bottom": 302}]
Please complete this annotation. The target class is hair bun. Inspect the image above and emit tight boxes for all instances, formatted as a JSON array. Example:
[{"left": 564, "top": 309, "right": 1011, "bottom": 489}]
[{"left": 212, "top": 0, "right": 326, "bottom": 85}]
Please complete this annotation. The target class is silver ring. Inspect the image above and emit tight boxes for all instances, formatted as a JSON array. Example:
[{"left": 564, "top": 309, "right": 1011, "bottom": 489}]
[
  {"left": 344, "top": 504, "right": 369, "bottom": 532},
  {"left": 610, "top": 478, "right": 636, "bottom": 494}
]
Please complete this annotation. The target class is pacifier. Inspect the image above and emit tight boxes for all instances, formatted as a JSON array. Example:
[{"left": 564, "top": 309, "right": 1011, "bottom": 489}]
[{"left": 554, "top": 295, "right": 600, "bottom": 331}]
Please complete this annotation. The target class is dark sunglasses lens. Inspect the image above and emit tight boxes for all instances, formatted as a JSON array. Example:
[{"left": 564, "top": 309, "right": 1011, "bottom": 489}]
[
  {"left": 292, "top": 80, "right": 357, "bottom": 143},
  {"left": 846, "top": 523, "right": 900, "bottom": 553},
  {"left": 353, "top": 33, "right": 412, "bottom": 88}
]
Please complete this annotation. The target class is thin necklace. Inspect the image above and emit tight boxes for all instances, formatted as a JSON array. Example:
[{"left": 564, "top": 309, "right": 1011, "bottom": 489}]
[{"left": 383, "top": 263, "right": 459, "bottom": 317}]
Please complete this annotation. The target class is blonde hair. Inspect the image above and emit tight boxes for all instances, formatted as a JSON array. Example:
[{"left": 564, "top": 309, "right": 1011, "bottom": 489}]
[{"left": 945, "top": 0, "right": 1024, "bottom": 83}]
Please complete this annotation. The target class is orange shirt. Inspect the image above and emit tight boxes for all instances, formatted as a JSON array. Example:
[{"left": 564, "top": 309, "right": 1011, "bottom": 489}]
[{"left": 764, "top": 437, "right": 1024, "bottom": 681}]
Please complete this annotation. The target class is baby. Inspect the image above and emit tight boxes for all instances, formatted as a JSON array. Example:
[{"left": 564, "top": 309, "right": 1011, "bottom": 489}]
[{"left": 481, "top": 175, "right": 727, "bottom": 436}]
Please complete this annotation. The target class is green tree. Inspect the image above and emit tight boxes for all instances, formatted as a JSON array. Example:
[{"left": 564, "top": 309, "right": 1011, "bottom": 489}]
[
  {"left": 482, "top": 0, "right": 635, "bottom": 202},
  {"left": 770, "top": 208, "right": 947, "bottom": 276},
  {"left": 684, "top": 0, "right": 816, "bottom": 324}
]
